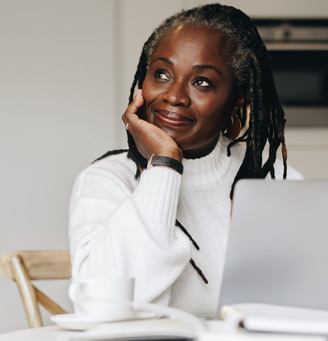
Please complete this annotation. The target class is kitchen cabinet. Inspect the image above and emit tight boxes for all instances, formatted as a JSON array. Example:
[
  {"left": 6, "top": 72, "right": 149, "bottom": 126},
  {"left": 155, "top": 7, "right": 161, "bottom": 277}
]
[{"left": 284, "top": 128, "right": 328, "bottom": 179}]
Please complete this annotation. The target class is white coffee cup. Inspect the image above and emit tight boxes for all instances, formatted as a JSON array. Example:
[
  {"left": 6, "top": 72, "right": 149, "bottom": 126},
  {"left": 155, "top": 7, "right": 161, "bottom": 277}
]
[{"left": 68, "top": 277, "right": 135, "bottom": 321}]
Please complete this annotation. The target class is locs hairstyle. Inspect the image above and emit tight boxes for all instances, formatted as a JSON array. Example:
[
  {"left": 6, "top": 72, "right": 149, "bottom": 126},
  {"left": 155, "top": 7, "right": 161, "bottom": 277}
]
[{"left": 95, "top": 3, "right": 288, "bottom": 196}]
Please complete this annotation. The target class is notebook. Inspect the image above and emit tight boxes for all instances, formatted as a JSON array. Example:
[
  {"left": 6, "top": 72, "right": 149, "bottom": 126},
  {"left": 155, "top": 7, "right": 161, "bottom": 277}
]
[{"left": 218, "top": 179, "right": 328, "bottom": 311}]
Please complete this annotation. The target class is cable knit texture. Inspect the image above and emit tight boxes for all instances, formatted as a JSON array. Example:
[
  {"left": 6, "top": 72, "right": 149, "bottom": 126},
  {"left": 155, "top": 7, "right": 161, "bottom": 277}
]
[{"left": 69, "top": 136, "right": 302, "bottom": 318}]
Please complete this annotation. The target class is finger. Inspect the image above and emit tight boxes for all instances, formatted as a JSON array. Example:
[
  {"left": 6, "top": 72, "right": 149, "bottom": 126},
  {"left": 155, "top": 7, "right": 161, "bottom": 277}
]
[
  {"left": 122, "top": 90, "right": 144, "bottom": 126},
  {"left": 132, "top": 89, "right": 143, "bottom": 110},
  {"left": 123, "top": 90, "right": 143, "bottom": 120},
  {"left": 133, "top": 89, "right": 143, "bottom": 100}
]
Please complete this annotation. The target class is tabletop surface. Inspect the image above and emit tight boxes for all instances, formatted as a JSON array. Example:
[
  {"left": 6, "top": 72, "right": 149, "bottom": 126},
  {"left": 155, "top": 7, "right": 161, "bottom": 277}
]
[{"left": 0, "top": 319, "right": 326, "bottom": 341}]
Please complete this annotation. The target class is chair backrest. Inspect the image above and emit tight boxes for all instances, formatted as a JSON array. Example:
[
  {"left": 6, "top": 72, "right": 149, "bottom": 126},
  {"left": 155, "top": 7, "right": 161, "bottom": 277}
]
[{"left": 0, "top": 250, "right": 71, "bottom": 328}]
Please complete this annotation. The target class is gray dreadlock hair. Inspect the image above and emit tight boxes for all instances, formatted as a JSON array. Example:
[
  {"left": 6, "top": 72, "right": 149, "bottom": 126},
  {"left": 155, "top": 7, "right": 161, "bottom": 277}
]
[{"left": 95, "top": 3, "right": 287, "bottom": 197}]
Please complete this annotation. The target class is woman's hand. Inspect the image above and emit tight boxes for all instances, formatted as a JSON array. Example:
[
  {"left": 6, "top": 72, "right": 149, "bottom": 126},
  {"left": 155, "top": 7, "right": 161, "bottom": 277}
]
[{"left": 122, "top": 90, "right": 183, "bottom": 162}]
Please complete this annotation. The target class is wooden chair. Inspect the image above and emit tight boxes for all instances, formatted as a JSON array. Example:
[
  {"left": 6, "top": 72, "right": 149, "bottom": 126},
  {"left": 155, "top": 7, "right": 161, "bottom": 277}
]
[{"left": 0, "top": 250, "right": 71, "bottom": 328}]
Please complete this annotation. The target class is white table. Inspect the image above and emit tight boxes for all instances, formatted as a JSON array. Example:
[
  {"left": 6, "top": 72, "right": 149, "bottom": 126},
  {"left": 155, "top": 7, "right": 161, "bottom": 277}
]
[
  {"left": 0, "top": 325, "right": 73, "bottom": 341},
  {"left": 0, "top": 319, "right": 325, "bottom": 341}
]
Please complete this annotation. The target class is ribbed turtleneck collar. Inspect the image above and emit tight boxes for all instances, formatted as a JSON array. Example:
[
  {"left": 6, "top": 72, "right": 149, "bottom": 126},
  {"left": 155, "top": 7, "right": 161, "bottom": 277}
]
[{"left": 181, "top": 135, "right": 236, "bottom": 188}]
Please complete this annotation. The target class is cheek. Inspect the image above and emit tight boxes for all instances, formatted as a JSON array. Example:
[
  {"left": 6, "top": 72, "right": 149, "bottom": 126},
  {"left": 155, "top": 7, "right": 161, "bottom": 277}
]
[
  {"left": 195, "top": 99, "right": 233, "bottom": 133},
  {"left": 142, "top": 82, "right": 165, "bottom": 121},
  {"left": 142, "top": 77, "right": 161, "bottom": 102},
  {"left": 141, "top": 81, "right": 158, "bottom": 121},
  {"left": 196, "top": 98, "right": 226, "bottom": 120},
  {"left": 202, "top": 90, "right": 235, "bottom": 117}
]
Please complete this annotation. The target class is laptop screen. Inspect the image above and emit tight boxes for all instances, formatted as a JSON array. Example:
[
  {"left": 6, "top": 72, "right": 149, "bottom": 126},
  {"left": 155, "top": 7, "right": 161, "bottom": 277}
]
[{"left": 218, "top": 179, "right": 328, "bottom": 312}]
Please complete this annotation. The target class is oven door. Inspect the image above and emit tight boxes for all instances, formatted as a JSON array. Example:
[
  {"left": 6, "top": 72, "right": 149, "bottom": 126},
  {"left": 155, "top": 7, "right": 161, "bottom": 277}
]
[{"left": 268, "top": 47, "right": 328, "bottom": 127}]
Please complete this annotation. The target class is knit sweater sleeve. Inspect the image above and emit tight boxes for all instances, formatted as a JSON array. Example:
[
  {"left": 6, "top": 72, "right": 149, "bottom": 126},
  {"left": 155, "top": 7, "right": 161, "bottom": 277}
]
[{"left": 69, "top": 160, "right": 192, "bottom": 305}]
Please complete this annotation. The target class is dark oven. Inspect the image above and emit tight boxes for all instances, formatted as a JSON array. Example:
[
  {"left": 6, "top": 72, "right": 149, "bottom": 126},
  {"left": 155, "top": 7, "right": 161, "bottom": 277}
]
[{"left": 253, "top": 19, "right": 328, "bottom": 127}]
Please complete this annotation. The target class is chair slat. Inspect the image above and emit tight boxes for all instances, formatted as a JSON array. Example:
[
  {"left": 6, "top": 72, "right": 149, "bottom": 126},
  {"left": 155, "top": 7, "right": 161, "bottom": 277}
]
[
  {"left": 0, "top": 250, "right": 71, "bottom": 280},
  {"left": 10, "top": 256, "right": 43, "bottom": 328},
  {"left": 34, "top": 285, "right": 68, "bottom": 315},
  {"left": 0, "top": 250, "right": 71, "bottom": 327}
]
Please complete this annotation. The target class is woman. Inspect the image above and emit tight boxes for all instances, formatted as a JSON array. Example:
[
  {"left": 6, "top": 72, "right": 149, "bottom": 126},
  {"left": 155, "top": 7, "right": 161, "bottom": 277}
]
[{"left": 69, "top": 4, "right": 302, "bottom": 318}]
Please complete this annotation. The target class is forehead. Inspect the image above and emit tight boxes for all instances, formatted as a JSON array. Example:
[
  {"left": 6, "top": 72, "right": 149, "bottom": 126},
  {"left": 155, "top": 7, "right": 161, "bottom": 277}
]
[{"left": 150, "top": 23, "right": 230, "bottom": 64}]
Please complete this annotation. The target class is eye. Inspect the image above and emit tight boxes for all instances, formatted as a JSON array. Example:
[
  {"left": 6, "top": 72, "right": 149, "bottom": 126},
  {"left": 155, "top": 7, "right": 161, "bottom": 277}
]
[
  {"left": 154, "top": 70, "right": 170, "bottom": 81},
  {"left": 193, "top": 78, "right": 212, "bottom": 87}
]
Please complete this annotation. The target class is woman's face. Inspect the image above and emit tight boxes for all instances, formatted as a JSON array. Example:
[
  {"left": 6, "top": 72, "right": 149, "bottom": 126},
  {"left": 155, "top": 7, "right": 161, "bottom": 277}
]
[{"left": 142, "top": 24, "right": 242, "bottom": 159}]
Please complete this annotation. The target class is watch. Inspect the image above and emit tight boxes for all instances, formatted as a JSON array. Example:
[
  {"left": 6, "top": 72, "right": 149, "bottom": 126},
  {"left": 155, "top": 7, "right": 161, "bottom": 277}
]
[{"left": 147, "top": 154, "right": 183, "bottom": 175}]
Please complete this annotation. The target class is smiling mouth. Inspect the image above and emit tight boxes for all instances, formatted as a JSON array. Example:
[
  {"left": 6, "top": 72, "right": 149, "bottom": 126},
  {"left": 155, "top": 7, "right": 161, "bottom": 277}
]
[{"left": 154, "top": 110, "right": 194, "bottom": 127}]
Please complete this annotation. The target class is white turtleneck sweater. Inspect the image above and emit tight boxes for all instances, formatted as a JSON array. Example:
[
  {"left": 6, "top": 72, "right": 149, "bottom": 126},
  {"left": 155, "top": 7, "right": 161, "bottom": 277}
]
[{"left": 69, "top": 136, "right": 302, "bottom": 318}]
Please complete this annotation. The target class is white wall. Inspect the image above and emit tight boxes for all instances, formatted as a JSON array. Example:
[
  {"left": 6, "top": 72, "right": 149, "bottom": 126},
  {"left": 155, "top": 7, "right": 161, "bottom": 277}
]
[
  {"left": 1, "top": 0, "right": 328, "bottom": 334},
  {"left": 0, "top": 0, "right": 119, "bottom": 332}
]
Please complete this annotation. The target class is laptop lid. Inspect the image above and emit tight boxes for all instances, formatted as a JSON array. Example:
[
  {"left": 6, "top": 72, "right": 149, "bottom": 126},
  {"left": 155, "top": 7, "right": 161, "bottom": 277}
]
[{"left": 218, "top": 179, "right": 328, "bottom": 310}]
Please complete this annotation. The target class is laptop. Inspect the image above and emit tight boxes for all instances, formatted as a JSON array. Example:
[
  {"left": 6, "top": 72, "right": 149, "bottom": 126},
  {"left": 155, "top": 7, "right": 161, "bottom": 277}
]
[{"left": 218, "top": 179, "right": 328, "bottom": 311}]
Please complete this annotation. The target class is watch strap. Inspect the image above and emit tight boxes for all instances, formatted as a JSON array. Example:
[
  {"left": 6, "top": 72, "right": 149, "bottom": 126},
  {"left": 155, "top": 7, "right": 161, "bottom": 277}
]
[{"left": 147, "top": 154, "right": 183, "bottom": 175}]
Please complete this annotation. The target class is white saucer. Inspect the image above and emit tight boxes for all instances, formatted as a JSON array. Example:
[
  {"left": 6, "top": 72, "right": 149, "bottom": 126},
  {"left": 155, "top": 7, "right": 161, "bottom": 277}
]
[{"left": 50, "top": 312, "right": 157, "bottom": 330}]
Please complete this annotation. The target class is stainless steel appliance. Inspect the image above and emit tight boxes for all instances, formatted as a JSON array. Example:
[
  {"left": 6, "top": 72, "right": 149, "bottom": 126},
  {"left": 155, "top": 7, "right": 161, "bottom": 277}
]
[{"left": 253, "top": 19, "right": 328, "bottom": 127}]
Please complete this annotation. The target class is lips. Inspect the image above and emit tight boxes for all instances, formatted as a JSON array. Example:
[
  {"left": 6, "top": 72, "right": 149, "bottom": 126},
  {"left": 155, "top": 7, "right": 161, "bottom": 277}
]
[{"left": 154, "top": 110, "right": 194, "bottom": 127}]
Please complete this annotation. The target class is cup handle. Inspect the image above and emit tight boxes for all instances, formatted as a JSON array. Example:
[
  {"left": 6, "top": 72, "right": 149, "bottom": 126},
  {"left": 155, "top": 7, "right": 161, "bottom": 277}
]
[
  {"left": 69, "top": 282, "right": 88, "bottom": 315},
  {"left": 68, "top": 282, "right": 79, "bottom": 303}
]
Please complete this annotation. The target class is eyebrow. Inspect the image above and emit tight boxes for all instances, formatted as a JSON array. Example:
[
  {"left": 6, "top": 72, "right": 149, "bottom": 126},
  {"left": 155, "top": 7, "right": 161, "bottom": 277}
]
[
  {"left": 150, "top": 57, "right": 173, "bottom": 66},
  {"left": 150, "top": 58, "right": 224, "bottom": 79},
  {"left": 192, "top": 65, "right": 224, "bottom": 79}
]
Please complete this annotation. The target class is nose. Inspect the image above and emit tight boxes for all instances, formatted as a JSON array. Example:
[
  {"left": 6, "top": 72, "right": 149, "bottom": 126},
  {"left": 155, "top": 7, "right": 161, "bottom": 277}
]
[{"left": 162, "top": 81, "right": 191, "bottom": 107}]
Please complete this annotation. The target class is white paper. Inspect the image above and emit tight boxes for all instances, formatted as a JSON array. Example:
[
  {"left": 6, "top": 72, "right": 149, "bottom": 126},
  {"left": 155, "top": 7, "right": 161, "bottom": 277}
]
[{"left": 221, "top": 303, "right": 328, "bottom": 335}]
